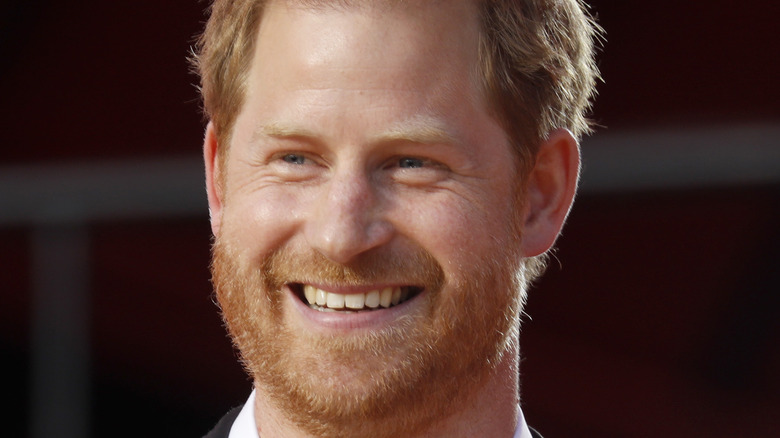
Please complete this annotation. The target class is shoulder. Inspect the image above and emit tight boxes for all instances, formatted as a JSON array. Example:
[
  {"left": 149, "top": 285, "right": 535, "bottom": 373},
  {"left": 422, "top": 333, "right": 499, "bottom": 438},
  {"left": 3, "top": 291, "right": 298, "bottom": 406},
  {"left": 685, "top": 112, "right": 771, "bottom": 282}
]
[
  {"left": 530, "top": 426, "right": 544, "bottom": 438},
  {"left": 202, "top": 404, "right": 244, "bottom": 438}
]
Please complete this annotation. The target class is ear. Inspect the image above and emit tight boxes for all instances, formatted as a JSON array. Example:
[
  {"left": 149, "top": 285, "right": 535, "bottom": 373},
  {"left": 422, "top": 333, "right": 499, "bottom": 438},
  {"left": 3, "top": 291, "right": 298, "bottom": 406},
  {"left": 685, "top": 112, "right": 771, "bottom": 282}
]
[
  {"left": 204, "top": 121, "right": 224, "bottom": 236},
  {"left": 519, "top": 129, "right": 580, "bottom": 257}
]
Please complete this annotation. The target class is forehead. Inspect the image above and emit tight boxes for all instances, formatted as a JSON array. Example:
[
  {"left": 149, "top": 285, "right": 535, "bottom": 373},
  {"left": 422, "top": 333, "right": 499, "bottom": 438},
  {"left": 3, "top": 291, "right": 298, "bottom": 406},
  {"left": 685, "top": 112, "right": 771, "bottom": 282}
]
[
  {"left": 231, "top": 0, "right": 510, "bottom": 155},
  {"left": 249, "top": 0, "right": 484, "bottom": 103}
]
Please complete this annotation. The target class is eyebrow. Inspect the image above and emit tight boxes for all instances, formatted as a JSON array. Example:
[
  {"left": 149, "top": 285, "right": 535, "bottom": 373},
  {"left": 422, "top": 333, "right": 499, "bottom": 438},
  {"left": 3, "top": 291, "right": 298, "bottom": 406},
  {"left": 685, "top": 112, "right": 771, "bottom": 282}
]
[
  {"left": 256, "top": 116, "right": 459, "bottom": 146},
  {"left": 258, "top": 122, "right": 317, "bottom": 140},
  {"left": 372, "top": 117, "right": 459, "bottom": 145}
]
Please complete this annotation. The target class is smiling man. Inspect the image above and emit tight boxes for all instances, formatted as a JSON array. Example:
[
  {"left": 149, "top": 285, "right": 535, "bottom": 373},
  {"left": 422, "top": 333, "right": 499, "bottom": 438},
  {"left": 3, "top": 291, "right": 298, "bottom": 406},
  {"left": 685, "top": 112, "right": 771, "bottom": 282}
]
[{"left": 193, "top": 1, "right": 599, "bottom": 437}]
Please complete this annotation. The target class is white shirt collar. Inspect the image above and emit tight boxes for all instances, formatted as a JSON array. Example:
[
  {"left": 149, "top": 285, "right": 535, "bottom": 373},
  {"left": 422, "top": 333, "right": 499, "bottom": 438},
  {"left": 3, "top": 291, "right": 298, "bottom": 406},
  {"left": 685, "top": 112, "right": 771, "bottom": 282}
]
[
  {"left": 515, "top": 406, "right": 534, "bottom": 438},
  {"left": 229, "top": 389, "right": 533, "bottom": 438},
  {"left": 228, "top": 389, "right": 258, "bottom": 438}
]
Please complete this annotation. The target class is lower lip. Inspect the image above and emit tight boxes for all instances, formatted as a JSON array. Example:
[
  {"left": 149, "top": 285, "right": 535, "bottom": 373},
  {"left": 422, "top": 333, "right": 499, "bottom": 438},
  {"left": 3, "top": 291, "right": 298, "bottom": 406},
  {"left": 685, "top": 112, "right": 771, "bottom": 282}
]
[{"left": 285, "top": 286, "right": 422, "bottom": 332}]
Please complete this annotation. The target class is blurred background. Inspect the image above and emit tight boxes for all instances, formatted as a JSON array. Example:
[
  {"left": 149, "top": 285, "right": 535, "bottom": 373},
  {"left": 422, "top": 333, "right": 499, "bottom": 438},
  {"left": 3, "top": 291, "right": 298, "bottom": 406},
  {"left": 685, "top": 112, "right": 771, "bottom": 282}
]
[{"left": 1, "top": 0, "right": 778, "bottom": 436}]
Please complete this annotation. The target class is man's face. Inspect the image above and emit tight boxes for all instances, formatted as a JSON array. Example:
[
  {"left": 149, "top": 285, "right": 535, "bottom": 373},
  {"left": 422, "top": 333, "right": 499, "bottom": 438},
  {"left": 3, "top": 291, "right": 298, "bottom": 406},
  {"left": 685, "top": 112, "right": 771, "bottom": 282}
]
[{"left": 211, "top": 1, "right": 528, "bottom": 436}]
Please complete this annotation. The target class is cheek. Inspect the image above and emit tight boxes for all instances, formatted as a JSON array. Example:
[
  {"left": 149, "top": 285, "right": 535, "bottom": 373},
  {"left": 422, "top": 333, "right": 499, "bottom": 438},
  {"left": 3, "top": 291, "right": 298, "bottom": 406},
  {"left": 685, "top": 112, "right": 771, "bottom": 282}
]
[
  {"left": 393, "top": 192, "right": 517, "bottom": 275},
  {"left": 221, "top": 187, "right": 307, "bottom": 260}
]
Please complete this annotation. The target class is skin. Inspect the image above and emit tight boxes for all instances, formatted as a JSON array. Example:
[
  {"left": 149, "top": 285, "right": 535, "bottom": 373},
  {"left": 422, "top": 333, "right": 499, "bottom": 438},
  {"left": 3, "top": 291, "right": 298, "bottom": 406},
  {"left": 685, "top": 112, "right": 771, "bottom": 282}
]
[{"left": 204, "top": 1, "right": 580, "bottom": 437}]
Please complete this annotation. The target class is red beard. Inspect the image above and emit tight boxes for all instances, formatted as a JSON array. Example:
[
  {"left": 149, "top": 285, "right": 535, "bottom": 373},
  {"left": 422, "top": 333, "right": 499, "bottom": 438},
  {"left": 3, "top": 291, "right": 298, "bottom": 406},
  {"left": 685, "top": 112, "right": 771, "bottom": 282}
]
[{"left": 211, "top": 237, "right": 524, "bottom": 438}]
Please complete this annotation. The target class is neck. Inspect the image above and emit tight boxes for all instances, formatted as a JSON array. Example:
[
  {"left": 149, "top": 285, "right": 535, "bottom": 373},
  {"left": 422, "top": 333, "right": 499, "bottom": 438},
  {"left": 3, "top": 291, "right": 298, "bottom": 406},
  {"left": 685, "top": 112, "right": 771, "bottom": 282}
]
[
  {"left": 252, "top": 343, "right": 521, "bottom": 438},
  {"left": 417, "top": 343, "right": 520, "bottom": 437}
]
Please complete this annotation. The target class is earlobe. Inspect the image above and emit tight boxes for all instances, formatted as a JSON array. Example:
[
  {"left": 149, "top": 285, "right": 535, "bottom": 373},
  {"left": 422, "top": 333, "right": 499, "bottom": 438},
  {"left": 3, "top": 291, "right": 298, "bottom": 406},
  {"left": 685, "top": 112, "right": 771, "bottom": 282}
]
[
  {"left": 519, "top": 129, "right": 580, "bottom": 257},
  {"left": 204, "top": 121, "right": 224, "bottom": 236}
]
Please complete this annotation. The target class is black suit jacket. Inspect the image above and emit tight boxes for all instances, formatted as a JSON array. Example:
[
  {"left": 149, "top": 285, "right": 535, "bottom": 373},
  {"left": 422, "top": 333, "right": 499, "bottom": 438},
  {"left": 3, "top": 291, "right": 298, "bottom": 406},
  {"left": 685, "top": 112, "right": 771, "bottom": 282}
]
[
  {"left": 202, "top": 405, "right": 543, "bottom": 438},
  {"left": 203, "top": 405, "right": 242, "bottom": 438}
]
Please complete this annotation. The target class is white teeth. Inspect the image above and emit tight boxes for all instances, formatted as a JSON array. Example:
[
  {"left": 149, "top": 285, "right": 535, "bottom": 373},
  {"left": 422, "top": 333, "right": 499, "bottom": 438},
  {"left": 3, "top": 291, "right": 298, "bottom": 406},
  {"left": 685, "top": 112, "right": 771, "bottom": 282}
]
[
  {"left": 392, "top": 288, "right": 402, "bottom": 305},
  {"left": 316, "top": 288, "right": 327, "bottom": 306},
  {"left": 365, "top": 290, "right": 380, "bottom": 308},
  {"left": 303, "top": 285, "right": 316, "bottom": 305},
  {"left": 327, "top": 292, "right": 345, "bottom": 309},
  {"left": 380, "top": 287, "right": 393, "bottom": 308},
  {"left": 344, "top": 293, "right": 365, "bottom": 309},
  {"left": 302, "top": 286, "right": 411, "bottom": 311}
]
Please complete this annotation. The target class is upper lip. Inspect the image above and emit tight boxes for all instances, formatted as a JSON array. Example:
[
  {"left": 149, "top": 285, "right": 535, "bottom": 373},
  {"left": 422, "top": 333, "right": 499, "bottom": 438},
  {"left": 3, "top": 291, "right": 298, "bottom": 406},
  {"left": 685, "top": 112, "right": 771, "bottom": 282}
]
[{"left": 292, "top": 282, "right": 417, "bottom": 294}]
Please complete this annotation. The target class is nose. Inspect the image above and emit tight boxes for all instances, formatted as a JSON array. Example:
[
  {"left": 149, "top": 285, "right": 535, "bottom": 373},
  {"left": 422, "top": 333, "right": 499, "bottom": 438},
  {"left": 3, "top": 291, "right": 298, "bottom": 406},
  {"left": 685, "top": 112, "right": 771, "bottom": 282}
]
[{"left": 304, "top": 167, "right": 393, "bottom": 264}]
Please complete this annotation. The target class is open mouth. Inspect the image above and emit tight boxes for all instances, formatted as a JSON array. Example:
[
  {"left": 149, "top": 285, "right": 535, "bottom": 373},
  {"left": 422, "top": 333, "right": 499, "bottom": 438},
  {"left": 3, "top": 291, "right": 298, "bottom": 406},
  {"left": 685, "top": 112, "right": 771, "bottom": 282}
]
[{"left": 291, "top": 284, "right": 421, "bottom": 313}]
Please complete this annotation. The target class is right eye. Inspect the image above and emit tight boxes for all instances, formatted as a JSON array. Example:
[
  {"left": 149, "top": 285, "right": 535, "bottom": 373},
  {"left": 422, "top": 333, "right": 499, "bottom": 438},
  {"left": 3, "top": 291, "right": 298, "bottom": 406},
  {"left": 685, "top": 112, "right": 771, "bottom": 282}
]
[
  {"left": 282, "top": 154, "right": 307, "bottom": 165},
  {"left": 398, "top": 157, "right": 426, "bottom": 168}
]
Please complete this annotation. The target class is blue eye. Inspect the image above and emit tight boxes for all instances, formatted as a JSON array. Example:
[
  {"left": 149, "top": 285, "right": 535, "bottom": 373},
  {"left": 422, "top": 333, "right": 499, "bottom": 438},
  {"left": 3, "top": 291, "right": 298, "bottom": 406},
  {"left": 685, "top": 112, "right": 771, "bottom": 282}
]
[
  {"left": 399, "top": 157, "right": 425, "bottom": 168},
  {"left": 282, "top": 154, "right": 306, "bottom": 165}
]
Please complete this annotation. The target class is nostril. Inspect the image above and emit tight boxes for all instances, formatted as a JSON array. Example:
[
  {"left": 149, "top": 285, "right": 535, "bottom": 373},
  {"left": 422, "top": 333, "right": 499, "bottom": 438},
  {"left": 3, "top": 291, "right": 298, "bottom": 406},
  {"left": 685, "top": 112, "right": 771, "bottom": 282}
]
[{"left": 304, "top": 183, "right": 394, "bottom": 265}]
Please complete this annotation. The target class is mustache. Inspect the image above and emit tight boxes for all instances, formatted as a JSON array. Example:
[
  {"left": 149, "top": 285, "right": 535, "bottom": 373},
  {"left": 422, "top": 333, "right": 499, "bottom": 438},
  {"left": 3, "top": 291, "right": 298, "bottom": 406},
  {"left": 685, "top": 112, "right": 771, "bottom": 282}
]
[{"left": 262, "top": 245, "right": 445, "bottom": 292}]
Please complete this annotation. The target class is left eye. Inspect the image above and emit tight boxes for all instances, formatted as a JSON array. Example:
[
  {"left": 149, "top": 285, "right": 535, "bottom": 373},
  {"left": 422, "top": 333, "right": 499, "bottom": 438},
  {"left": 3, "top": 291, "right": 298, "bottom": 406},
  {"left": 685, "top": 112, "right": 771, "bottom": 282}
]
[
  {"left": 282, "top": 154, "right": 307, "bottom": 165},
  {"left": 398, "top": 157, "right": 425, "bottom": 168}
]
